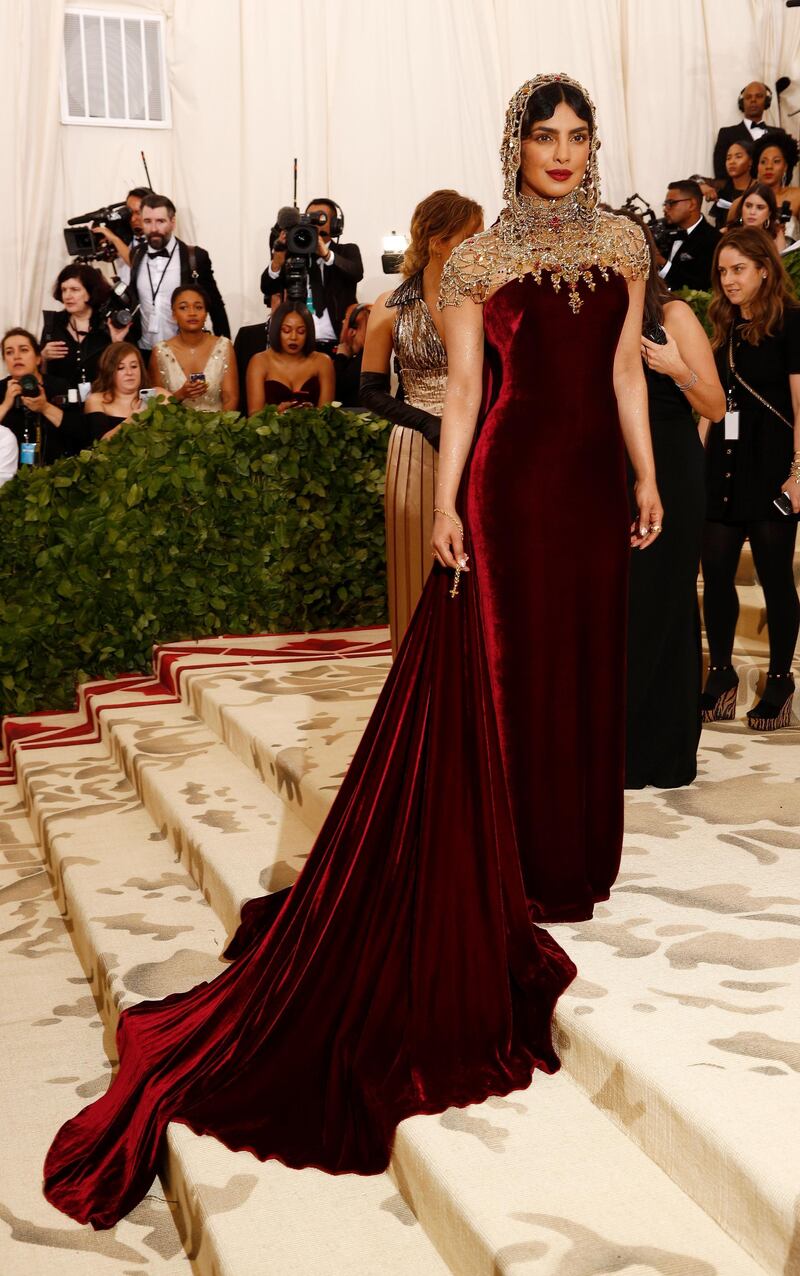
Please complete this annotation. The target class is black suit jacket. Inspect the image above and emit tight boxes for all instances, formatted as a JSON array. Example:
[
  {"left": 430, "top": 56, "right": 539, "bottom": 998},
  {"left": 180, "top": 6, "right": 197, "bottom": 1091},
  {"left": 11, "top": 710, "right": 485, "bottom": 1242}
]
[
  {"left": 260, "top": 242, "right": 364, "bottom": 335},
  {"left": 712, "top": 121, "right": 783, "bottom": 180},
  {"left": 664, "top": 217, "right": 720, "bottom": 293},
  {"left": 128, "top": 239, "right": 230, "bottom": 341},
  {"left": 233, "top": 321, "right": 271, "bottom": 414}
]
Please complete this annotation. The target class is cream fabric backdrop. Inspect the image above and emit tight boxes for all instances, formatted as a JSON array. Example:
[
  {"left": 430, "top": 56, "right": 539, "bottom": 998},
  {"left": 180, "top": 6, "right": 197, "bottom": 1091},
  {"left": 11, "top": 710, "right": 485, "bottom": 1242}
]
[{"left": 1, "top": 0, "right": 799, "bottom": 339}]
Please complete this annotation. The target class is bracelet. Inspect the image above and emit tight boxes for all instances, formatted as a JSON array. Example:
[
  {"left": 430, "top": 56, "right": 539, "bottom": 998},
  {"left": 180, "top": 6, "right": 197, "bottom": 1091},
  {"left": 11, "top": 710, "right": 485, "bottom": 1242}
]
[
  {"left": 673, "top": 369, "right": 698, "bottom": 393},
  {"left": 789, "top": 459, "right": 800, "bottom": 483},
  {"left": 434, "top": 506, "right": 463, "bottom": 534}
]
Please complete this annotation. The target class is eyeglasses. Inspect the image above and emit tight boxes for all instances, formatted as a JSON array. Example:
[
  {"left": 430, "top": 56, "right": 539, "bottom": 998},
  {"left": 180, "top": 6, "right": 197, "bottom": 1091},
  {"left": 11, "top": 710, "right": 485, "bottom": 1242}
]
[{"left": 663, "top": 198, "right": 692, "bottom": 209}]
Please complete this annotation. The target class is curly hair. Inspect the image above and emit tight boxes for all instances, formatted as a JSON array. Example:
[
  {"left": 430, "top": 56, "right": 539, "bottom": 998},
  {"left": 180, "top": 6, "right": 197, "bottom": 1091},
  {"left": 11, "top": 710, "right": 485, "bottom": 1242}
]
[
  {"left": 91, "top": 342, "right": 148, "bottom": 401},
  {"left": 402, "top": 189, "right": 483, "bottom": 277},
  {"left": 708, "top": 226, "right": 798, "bottom": 349},
  {"left": 52, "top": 263, "right": 111, "bottom": 310},
  {"left": 751, "top": 132, "right": 799, "bottom": 186}
]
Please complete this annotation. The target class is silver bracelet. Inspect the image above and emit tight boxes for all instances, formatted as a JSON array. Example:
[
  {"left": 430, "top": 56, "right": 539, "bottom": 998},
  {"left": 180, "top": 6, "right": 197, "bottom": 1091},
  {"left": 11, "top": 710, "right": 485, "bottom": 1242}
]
[{"left": 674, "top": 369, "right": 698, "bottom": 393}]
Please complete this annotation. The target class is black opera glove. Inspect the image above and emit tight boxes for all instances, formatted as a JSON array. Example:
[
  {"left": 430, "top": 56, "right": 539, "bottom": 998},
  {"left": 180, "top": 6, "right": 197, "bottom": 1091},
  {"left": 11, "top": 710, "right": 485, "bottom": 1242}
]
[{"left": 359, "top": 371, "right": 441, "bottom": 451}]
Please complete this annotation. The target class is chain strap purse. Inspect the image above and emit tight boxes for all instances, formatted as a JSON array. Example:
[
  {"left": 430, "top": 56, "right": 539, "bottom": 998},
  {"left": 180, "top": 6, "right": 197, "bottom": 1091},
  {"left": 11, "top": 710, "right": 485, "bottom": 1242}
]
[{"left": 727, "top": 327, "right": 793, "bottom": 429}]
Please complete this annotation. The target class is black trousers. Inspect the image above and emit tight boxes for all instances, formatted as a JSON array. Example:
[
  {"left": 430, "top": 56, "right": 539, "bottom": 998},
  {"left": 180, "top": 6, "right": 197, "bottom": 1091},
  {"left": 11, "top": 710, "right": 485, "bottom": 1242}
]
[{"left": 701, "top": 519, "right": 800, "bottom": 673}]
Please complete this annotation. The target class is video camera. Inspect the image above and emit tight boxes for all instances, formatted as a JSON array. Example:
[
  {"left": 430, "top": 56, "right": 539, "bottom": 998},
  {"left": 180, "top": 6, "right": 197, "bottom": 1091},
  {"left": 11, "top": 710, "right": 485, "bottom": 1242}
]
[
  {"left": 62, "top": 201, "right": 132, "bottom": 262},
  {"left": 619, "top": 193, "right": 675, "bottom": 259},
  {"left": 270, "top": 206, "right": 328, "bottom": 302}
]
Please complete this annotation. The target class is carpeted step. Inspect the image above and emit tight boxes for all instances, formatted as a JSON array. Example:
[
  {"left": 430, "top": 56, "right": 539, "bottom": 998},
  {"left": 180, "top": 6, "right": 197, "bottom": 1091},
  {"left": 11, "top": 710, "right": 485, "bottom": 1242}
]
[
  {"left": 163, "top": 645, "right": 799, "bottom": 1274},
  {"left": 0, "top": 780, "right": 191, "bottom": 1275},
  {"left": 4, "top": 707, "right": 770, "bottom": 1274},
  {"left": 5, "top": 739, "right": 451, "bottom": 1276}
]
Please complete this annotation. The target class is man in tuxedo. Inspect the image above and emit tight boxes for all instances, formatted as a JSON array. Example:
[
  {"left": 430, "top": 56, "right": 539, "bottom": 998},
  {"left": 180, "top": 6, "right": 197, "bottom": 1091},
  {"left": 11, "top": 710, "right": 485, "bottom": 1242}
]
[
  {"left": 659, "top": 181, "right": 720, "bottom": 292},
  {"left": 123, "top": 194, "right": 230, "bottom": 352},
  {"left": 712, "top": 82, "right": 783, "bottom": 180},
  {"left": 260, "top": 199, "right": 363, "bottom": 353}
]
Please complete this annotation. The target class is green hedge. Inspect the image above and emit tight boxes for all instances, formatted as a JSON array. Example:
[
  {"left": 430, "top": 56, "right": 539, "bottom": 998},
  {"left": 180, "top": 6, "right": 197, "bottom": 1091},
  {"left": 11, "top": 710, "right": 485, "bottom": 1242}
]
[{"left": 0, "top": 400, "right": 391, "bottom": 716}]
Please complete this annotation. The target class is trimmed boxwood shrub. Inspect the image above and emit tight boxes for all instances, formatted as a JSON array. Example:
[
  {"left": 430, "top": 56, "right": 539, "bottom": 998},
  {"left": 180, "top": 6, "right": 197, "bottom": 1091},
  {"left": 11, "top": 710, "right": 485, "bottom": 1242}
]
[{"left": 0, "top": 400, "right": 391, "bottom": 715}]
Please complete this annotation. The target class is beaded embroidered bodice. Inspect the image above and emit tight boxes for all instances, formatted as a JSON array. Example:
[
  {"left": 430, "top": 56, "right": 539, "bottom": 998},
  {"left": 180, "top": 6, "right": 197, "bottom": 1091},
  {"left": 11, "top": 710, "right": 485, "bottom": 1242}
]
[
  {"left": 388, "top": 272, "right": 448, "bottom": 416},
  {"left": 155, "top": 336, "right": 232, "bottom": 411}
]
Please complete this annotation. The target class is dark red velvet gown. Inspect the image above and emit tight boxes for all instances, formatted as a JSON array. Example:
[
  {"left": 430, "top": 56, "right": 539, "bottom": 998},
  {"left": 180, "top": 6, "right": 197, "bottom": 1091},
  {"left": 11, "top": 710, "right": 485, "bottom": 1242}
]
[{"left": 44, "top": 269, "right": 630, "bottom": 1229}]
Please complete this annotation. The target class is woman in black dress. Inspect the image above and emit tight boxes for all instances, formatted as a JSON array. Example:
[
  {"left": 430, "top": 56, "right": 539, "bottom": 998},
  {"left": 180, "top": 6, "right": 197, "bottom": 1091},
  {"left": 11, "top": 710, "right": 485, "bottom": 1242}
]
[
  {"left": 701, "top": 227, "right": 800, "bottom": 730},
  {"left": 625, "top": 224, "right": 725, "bottom": 787},
  {"left": 83, "top": 343, "right": 158, "bottom": 443},
  {"left": 0, "top": 327, "right": 78, "bottom": 465},
  {"left": 41, "top": 264, "right": 128, "bottom": 414}
]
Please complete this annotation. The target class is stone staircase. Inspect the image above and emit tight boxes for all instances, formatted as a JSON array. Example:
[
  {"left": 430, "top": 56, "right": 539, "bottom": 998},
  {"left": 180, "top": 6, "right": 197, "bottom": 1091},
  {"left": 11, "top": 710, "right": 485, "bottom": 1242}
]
[{"left": 2, "top": 622, "right": 798, "bottom": 1275}]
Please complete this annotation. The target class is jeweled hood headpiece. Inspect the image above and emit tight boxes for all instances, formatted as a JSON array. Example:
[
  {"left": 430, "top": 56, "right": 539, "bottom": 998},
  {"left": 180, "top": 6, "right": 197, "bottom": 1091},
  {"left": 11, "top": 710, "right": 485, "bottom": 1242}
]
[{"left": 500, "top": 73, "right": 601, "bottom": 233}]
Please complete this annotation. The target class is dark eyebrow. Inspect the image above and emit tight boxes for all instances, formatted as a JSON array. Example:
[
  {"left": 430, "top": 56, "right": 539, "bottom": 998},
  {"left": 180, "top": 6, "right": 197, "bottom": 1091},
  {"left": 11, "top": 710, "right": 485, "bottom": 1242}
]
[{"left": 529, "top": 125, "right": 588, "bottom": 135}]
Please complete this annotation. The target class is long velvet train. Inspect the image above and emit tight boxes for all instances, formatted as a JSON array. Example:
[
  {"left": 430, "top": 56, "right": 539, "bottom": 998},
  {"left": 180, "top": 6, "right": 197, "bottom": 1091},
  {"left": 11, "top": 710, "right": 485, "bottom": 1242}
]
[{"left": 43, "top": 554, "right": 577, "bottom": 1229}]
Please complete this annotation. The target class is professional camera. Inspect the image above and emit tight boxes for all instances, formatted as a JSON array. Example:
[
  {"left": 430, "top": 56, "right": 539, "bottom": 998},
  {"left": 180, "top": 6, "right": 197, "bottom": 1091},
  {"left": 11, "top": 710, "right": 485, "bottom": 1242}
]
[
  {"left": 270, "top": 206, "right": 328, "bottom": 302},
  {"left": 96, "top": 278, "right": 137, "bottom": 331},
  {"left": 620, "top": 193, "right": 675, "bottom": 259},
  {"left": 62, "top": 201, "right": 132, "bottom": 262}
]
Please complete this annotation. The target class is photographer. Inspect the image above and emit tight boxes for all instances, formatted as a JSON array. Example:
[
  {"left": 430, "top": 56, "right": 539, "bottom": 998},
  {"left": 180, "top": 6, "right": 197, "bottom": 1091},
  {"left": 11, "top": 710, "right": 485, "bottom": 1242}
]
[
  {"left": 0, "top": 328, "right": 80, "bottom": 465},
  {"left": 122, "top": 194, "right": 230, "bottom": 353},
  {"left": 93, "top": 186, "right": 151, "bottom": 268},
  {"left": 332, "top": 302, "right": 371, "bottom": 406},
  {"left": 40, "top": 264, "right": 129, "bottom": 406},
  {"left": 261, "top": 199, "right": 363, "bottom": 353},
  {"left": 658, "top": 181, "right": 720, "bottom": 291}
]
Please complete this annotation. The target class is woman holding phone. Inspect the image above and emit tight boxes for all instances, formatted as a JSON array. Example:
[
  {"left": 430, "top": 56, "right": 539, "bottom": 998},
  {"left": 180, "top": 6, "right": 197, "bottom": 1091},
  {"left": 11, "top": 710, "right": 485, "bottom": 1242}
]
[
  {"left": 149, "top": 286, "right": 238, "bottom": 412},
  {"left": 701, "top": 227, "right": 800, "bottom": 730},
  {"left": 84, "top": 343, "right": 161, "bottom": 442}
]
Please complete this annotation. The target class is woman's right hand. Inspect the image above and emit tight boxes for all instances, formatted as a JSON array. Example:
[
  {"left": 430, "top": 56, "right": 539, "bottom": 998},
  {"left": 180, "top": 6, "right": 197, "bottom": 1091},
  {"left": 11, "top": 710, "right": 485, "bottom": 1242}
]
[
  {"left": 41, "top": 340, "right": 69, "bottom": 362},
  {"left": 431, "top": 508, "right": 469, "bottom": 572},
  {"left": 3, "top": 377, "right": 21, "bottom": 407},
  {"left": 176, "top": 378, "right": 207, "bottom": 401}
]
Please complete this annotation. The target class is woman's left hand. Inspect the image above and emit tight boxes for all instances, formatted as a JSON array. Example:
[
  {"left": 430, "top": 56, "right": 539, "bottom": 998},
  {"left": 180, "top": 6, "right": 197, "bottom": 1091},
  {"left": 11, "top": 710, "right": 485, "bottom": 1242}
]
[
  {"left": 20, "top": 389, "right": 48, "bottom": 413},
  {"left": 107, "top": 319, "right": 133, "bottom": 343},
  {"left": 631, "top": 477, "right": 664, "bottom": 549},
  {"left": 641, "top": 332, "right": 688, "bottom": 382},
  {"left": 780, "top": 477, "right": 800, "bottom": 514}
]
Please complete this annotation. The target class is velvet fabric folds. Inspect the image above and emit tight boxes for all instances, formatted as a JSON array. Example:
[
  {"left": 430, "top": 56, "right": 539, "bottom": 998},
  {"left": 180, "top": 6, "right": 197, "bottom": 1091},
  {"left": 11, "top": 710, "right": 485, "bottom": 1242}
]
[{"left": 44, "top": 267, "right": 633, "bottom": 1229}]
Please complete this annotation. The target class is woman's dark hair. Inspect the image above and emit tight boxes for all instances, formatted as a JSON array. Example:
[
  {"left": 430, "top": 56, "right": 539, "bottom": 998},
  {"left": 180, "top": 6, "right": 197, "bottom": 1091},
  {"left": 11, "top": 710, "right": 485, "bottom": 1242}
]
[
  {"left": 613, "top": 210, "right": 672, "bottom": 331},
  {"left": 708, "top": 226, "right": 798, "bottom": 349},
  {"left": 269, "top": 302, "right": 315, "bottom": 356},
  {"left": 92, "top": 342, "right": 148, "bottom": 400},
  {"left": 170, "top": 284, "right": 211, "bottom": 312},
  {"left": 751, "top": 132, "right": 798, "bottom": 185},
  {"left": 520, "top": 81, "right": 593, "bottom": 140},
  {"left": 1, "top": 327, "right": 41, "bottom": 358},
  {"left": 726, "top": 136, "right": 753, "bottom": 161},
  {"left": 52, "top": 263, "right": 111, "bottom": 310},
  {"left": 736, "top": 181, "right": 779, "bottom": 232}
]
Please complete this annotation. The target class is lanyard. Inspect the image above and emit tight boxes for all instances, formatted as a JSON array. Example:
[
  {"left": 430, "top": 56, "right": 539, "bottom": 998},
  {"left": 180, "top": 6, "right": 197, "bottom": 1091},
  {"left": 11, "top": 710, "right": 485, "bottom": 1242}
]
[{"left": 145, "top": 242, "right": 177, "bottom": 306}]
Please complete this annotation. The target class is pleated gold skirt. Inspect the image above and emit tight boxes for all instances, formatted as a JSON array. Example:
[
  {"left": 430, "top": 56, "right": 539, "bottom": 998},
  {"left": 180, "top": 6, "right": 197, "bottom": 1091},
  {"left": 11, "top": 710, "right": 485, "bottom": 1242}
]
[{"left": 384, "top": 424, "right": 439, "bottom": 655}]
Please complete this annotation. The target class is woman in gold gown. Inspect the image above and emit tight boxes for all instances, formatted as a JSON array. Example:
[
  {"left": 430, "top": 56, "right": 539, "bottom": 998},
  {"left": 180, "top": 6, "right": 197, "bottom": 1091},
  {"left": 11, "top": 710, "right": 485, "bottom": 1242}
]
[{"left": 360, "top": 190, "right": 483, "bottom": 652}]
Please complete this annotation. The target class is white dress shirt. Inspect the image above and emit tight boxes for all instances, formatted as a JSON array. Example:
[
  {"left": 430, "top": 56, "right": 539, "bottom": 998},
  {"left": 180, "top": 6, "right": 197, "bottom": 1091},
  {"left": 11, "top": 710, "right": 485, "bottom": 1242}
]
[
  {"left": 0, "top": 424, "right": 19, "bottom": 487},
  {"left": 128, "top": 237, "right": 182, "bottom": 349},
  {"left": 659, "top": 216, "right": 704, "bottom": 279},
  {"left": 743, "top": 116, "right": 769, "bottom": 139}
]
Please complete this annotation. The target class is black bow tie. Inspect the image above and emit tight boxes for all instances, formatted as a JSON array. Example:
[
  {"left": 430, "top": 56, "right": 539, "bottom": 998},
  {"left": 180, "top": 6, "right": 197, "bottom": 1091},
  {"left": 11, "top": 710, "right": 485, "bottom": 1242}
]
[
  {"left": 147, "top": 249, "right": 170, "bottom": 259},
  {"left": 750, "top": 120, "right": 768, "bottom": 131}
]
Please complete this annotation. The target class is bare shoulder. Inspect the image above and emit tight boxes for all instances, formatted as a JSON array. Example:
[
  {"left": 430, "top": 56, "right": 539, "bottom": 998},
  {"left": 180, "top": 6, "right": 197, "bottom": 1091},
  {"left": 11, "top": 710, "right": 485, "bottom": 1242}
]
[
  {"left": 439, "top": 224, "right": 502, "bottom": 309},
  {"left": 83, "top": 391, "right": 103, "bottom": 411},
  {"left": 598, "top": 211, "right": 650, "bottom": 280},
  {"left": 663, "top": 297, "right": 704, "bottom": 336}
]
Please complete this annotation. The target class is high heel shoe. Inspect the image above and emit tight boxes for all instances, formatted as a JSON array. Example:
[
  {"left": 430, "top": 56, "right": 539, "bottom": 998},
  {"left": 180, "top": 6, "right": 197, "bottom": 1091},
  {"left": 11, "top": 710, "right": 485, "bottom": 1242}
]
[
  {"left": 746, "top": 673, "right": 796, "bottom": 732},
  {"left": 701, "top": 665, "right": 739, "bottom": 723}
]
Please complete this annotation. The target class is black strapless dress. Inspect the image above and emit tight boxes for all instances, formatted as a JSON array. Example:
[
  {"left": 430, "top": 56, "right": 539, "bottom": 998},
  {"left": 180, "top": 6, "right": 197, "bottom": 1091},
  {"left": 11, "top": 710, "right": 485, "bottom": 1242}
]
[
  {"left": 625, "top": 359, "right": 705, "bottom": 788},
  {"left": 261, "top": 375, "right": 320, "bottom": 406},
  {"left": 44, "top": 269, "right": 635, "bottom": 1229}
]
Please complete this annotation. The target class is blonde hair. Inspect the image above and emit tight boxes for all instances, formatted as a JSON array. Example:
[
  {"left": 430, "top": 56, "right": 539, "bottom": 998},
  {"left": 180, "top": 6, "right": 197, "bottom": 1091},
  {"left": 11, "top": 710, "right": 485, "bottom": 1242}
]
[{"left": 402, "top": 189, "right": 483, "bottom": 277}]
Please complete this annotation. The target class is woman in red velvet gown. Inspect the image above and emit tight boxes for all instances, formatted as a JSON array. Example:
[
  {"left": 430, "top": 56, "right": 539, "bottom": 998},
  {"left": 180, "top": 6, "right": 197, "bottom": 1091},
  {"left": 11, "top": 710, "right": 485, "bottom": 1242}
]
[{"left": 44, "top": 75, "right": 662, "bottom": 1229}]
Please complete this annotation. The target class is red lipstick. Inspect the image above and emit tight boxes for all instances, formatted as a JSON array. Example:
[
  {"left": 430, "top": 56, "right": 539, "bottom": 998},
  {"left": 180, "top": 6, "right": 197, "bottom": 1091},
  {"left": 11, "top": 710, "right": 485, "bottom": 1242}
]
[{"left": 547, "top": 169, "right": 572, "bottom": 181}]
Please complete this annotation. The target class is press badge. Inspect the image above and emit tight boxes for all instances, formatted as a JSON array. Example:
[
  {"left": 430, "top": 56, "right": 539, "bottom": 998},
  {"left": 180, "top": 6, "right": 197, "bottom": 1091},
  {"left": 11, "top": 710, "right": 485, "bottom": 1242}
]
[
  {"left": 724, "top": 409, "right": 740, "bottom": 441},
  {"left": 78, "top": 381, "right": 92, "bottom": 403}
]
